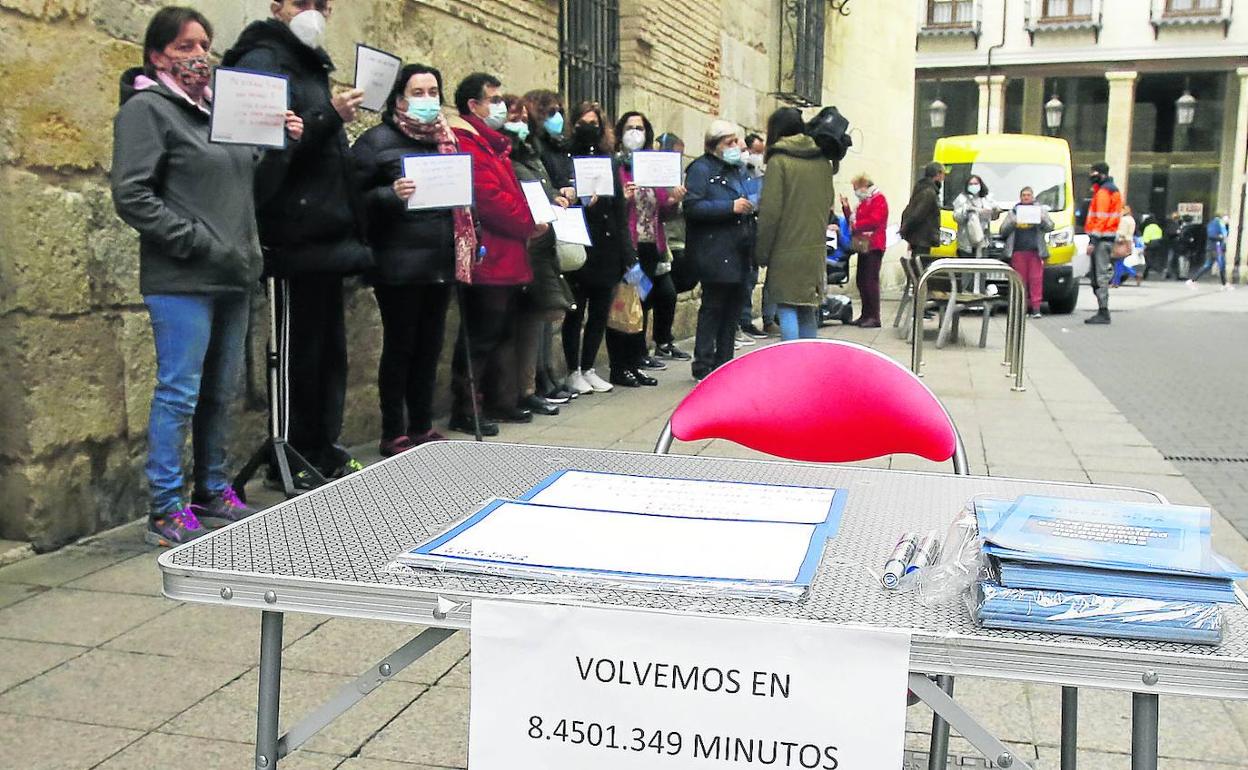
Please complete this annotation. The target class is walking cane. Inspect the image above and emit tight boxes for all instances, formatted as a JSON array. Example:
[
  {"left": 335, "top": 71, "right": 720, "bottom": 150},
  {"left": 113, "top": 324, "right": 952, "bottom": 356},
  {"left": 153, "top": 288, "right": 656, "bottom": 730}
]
[{"left": 454, "top": 282, "right": 484, "bottom": 442}]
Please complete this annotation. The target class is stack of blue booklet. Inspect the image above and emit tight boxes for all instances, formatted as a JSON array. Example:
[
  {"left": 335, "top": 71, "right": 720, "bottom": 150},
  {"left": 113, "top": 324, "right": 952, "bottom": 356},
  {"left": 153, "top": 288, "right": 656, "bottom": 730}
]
[{"left": 971, "top": 496, "right": 1246, "bottom": 645}]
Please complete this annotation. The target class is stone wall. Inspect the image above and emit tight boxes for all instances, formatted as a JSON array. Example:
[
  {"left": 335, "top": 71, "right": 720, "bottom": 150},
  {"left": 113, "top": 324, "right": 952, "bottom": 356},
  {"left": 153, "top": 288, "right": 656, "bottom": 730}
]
[{"left": 0, "top": 0, "right": 916, "bottom": 550}]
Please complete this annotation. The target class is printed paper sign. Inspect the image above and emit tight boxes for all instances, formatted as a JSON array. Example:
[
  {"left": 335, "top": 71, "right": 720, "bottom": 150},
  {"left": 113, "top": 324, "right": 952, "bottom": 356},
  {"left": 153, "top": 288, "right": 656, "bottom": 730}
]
[
  {"left": 630, "top": 151, "right": 682, "bottom": 188},
  {"left": 1015, "top": 205, "right": 1043, "bottom": 225},
  {"left": 553, "top": 206, "right": 593, "bottom": 246},
  {"left": 521, "top": 180, "right": 557, "bottom": 224},
  {"left": 574, "top": 156, "right": 616, "bottom": 197},
  {"left": 469, "top": 601, "right": 911, "bottom": 770},
  {"left": 354, "top": 44, "right": 402, "bottom": 113},
  {"left": 403, "top": 153, "right": 474, "bottom": 210},
  {"left": 210, "top": 67, "right": 288, "bottom": 148},
  {"left": 1177, "top": 202, "right": 1203, "bottom": 224}
]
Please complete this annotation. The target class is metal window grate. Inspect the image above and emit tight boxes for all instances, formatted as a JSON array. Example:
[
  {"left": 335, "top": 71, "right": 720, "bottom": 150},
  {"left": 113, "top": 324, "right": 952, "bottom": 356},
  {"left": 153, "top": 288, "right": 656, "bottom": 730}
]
[
  {"left": 559, "top": 0, "right": 620, "bottom": 120},
  {"left": 777, "top": 0, "right": 825, "bottom": 108}
]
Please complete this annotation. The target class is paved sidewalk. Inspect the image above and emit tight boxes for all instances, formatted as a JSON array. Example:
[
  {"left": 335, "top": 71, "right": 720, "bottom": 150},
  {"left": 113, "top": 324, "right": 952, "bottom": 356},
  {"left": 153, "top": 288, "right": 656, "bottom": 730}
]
[{"left": 1, "top": 291, "right": 1247, "bottom": 769}]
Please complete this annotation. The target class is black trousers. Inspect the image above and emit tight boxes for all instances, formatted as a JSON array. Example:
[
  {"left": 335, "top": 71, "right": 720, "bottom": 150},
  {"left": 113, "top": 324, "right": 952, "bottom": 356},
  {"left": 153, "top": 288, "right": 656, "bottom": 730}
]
[
  {"left": 280, "top": 274, "right": 347, "bottom": 472},
  {"left": 645, "top": 272, "right": 678, "bottom": 346},
  {"left": 562, "top": 280, "right": 614, "bottom": 372},
  {"left": 693, "top": 282, "right": 745, "bottom": 377},
  {"left": 374, "top": 283, "right": 452, "bottom": 439},
  {"left": 452, "top": 284, "right": 517, "bottom": 417}
]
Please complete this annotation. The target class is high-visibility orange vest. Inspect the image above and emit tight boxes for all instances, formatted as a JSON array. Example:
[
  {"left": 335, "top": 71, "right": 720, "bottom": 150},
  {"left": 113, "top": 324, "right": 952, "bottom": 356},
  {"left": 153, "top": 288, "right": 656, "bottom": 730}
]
[{"left": 1085, "top": 183, "right": 1123, "bottom": 237}]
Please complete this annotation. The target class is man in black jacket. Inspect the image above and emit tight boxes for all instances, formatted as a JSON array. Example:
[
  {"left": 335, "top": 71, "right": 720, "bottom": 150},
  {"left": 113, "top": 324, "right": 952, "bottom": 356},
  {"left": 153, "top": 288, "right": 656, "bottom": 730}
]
[
  {"left": 900, "top": 161, "right": 945, "bottom": 253},
  {"left": 223, "top": 0, "right": 372, "bottom": 483}
]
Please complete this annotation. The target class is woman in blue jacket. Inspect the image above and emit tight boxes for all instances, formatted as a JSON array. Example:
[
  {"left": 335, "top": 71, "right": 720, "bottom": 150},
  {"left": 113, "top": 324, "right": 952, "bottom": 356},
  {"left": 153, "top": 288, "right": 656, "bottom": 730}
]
[{"left": 683, "top": 120, "right": 756, "bottom": 380}]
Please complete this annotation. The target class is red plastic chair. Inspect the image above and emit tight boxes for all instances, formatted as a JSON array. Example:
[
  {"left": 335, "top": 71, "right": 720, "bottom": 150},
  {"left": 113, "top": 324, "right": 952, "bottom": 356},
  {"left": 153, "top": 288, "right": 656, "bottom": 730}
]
[{"left": 654, "top": 339, "right": 969, "bottom": 473}]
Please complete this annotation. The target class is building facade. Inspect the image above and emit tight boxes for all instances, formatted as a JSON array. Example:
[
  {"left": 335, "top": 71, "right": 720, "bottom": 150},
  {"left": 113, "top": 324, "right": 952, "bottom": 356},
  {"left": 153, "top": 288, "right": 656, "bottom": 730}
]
[
  {"left": 914, "top": 0, "right": 1248, "bottom": 258},
  {"left": 0, "top": 0, "right": 918, "bottom": 548}
]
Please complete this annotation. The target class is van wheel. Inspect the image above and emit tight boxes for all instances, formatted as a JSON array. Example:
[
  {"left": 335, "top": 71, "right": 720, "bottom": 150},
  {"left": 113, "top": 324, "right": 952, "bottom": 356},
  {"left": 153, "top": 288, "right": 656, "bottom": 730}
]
[{"left": 1046, "top": 280, "right": 1079, "bottom": 315}]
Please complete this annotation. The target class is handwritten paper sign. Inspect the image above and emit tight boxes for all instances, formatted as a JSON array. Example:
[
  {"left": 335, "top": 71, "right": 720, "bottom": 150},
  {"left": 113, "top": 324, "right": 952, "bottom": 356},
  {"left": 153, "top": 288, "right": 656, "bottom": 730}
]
[
  {"left": 631, "top": 151, "right": 683, "bottom": 188},
  {"left": 574, "top": 156, "right": 616, "bottom": 197},
  {"left": 552, "top": 206, "right": 592, "bottom": 246},
  {"left": 1015, "top": 205, "right": 1043, "bottom": 225},
  {"left": 521, "top": 180, "right": 557, "bottom": 224},
  {"left": 470, "top": 601, "right": 911, "bottom": 770},
  {"left": 210, "top": 68, "right": 288, "bottom": 148},
  {"left": 403, "top": 153, "right": 473, "bottom": 210},
  {"left": 354, "top": 44, "right": 402, "bottom": 113}
]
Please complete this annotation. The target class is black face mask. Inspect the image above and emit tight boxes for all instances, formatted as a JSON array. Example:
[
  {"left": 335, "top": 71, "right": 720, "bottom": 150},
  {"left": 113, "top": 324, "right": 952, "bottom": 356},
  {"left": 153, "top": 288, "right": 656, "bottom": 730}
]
[
  {"left": 574, "top": 122, "right": 602, "bottom": 147},
  {"left": 1090, "top": 173, "right": 1103, "bottom": 185}
]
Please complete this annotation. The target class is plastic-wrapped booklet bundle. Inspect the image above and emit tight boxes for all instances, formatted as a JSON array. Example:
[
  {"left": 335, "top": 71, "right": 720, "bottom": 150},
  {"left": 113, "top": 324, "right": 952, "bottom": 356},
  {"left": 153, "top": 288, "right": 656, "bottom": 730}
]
[{"left": 973, "top": 581, "right": 1225, "bottom": 645}]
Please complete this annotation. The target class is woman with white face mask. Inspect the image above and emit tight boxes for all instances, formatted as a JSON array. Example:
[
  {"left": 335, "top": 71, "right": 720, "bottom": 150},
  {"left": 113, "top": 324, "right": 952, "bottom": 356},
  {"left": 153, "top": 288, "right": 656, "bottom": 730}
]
[
  {"left": 952, "top": 174, "right": 1000, "bottom": 257},
  {"left": 352, "top": 64, "right": 470, "bottom": 457}
]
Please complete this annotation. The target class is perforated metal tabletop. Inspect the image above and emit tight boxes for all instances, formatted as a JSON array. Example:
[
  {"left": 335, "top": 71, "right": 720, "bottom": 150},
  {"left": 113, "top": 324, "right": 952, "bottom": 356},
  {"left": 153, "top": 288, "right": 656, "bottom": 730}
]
[{"left": 158, "top": 441, "right": 1248, "bottom": 701}]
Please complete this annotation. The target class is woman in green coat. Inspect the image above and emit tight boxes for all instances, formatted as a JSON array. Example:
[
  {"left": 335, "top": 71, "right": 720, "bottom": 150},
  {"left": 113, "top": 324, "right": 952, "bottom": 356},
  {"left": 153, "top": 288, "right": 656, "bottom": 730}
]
[{"left": 755, "top": 108, "right": 837, "bottom": 340}]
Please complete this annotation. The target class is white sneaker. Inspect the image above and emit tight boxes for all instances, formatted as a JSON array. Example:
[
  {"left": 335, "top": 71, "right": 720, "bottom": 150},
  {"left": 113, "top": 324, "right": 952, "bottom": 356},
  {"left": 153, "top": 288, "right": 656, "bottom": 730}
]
[
  {"left": 582, "top": 368, "right": 614, "bottom": 393},
  {"left": 565, "top": 370, "right": 593, "bottom": 395},
  {"left": 1185, "top": 279, "right": 1196, "bottom": 290},
  {"left": 1223, "top": 283, "right": 1234, "bottom": 292}
]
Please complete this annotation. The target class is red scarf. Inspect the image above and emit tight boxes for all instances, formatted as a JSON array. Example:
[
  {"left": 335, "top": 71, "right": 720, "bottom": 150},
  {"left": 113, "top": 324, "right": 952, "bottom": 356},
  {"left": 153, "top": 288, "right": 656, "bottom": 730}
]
[{"left": 395, "top": 110, "right": 479, "bottom": 284}]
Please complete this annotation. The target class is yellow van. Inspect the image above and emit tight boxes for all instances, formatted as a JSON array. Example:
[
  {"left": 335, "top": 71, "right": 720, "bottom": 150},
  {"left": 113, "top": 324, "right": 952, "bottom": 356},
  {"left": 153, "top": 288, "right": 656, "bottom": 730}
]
[{"left": 931, "top": 134, "right": 1079, "bottom": 314}]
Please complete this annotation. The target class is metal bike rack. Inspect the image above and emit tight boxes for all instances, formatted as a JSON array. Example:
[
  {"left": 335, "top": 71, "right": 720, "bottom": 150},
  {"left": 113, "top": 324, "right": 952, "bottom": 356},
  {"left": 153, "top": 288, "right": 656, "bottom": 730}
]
[{"left": 910, "top": 258, "right": 1027, "bottom": 392}]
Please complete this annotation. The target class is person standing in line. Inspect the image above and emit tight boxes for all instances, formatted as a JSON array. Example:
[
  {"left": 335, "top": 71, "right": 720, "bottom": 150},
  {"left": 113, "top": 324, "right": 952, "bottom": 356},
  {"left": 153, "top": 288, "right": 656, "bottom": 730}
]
[
  {"left": 999, "top": 186, "right": 1054, "bottom": 318},
  {"left": 900, "top": 162, "right": 945, "bottom": 254},
  {"left": 1141, "top": 214, "right": 1166, "bottom": 278},
  {"left": 685, "top": 120, "right": 756, "bottom": 380},
  {"left": 352, "top": 63, "right": 461, "bottom": 457},
  {"left": 1188, "top": 213, "right": 1232, "bottom": 290},
  {"left": 952, "top": 174, "right": 999, "bottom": 258},
  {"left": 737, "top": 132, "right": 770, "bottom": 343},
  {"left": 447, "top": 72, "right": 539, "bottom": 434},
  {"left": 847, "top": 173, "right": 889, "bottom": 328},
  {"left": 561, "top": 101, "right": 633, "bottom": 393},
  {"left": 496, "top": 93, "right": 574, "bottom": 416},
  {"left": 1082, "top": 161, "right": 1123, "bottom": 325},
  {"left": 1162, "top": 211, "right": 1184, "bottom": 280},
  {"left": 113, "top": 6, "right": 304, "bottom": 545},
  {"left": 1111, "top": 204, "right": 1140, "bottom": 288},
  {"left": 754, "top": 107, "right": 836, "bottom": 341},
  {"left": 224, "top": 0, "right": 373, "bottom": 484},
  {"left": 651, "top": 132, "right": 694, "bottom": 361}
]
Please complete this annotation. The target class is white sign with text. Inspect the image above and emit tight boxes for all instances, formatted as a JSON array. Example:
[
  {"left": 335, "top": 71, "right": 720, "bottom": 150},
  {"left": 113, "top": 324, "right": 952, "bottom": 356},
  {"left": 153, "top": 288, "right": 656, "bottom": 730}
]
[
  {"left": 469, "top": 601, "right": 911, "bottom": 770},
  {"left": 210, "top": 67, "right": 288, "bottom": 148}
]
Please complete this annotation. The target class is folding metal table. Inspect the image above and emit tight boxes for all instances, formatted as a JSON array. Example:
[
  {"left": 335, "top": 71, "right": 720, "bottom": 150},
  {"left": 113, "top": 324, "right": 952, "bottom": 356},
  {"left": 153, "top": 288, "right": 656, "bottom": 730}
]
[{"left": 158, "top": 441, "right": 1248, "bottom": 770}]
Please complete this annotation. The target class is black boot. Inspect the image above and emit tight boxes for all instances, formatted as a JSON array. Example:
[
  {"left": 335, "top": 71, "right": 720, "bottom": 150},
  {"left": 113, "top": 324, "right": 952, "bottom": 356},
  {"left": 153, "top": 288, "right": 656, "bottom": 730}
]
[{"left": 1084, "top": 309, "right": 1111, "bottom": 325}]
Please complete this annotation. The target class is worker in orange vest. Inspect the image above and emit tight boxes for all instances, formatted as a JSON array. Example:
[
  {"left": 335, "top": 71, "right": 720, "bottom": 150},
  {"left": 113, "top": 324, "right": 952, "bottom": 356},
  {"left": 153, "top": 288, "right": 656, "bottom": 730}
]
[{"left": 1084, "top": 161, "right": 1122, "bottom": 325}]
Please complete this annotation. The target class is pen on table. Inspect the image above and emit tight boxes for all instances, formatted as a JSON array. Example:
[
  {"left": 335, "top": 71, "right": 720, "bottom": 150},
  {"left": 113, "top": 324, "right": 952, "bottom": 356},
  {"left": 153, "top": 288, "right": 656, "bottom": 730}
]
[{"left": 882, "top": 532, "right": 920, "bottom": 590}]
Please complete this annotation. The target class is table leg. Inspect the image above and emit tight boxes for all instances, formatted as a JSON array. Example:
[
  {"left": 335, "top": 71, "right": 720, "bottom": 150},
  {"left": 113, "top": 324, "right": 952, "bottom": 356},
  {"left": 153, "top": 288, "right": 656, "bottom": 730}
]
[
  {"left": 256, "top": 611, "right": 284, "bottom": 770},
  {"left": 1131, "top": 692, "right": 1159, "bottom": 770},
  {"left": 927, "top": 675, "right": 954, "bottom": 770},
  {"left": 1061, "top": 686, "right": 1078, "bottom": 769}
]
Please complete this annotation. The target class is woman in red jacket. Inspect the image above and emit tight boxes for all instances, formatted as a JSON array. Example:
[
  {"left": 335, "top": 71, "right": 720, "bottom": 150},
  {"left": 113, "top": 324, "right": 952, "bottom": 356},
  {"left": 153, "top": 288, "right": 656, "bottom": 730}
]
[{"left": 848, "top": 172, "right": 889, "bottom": 327}]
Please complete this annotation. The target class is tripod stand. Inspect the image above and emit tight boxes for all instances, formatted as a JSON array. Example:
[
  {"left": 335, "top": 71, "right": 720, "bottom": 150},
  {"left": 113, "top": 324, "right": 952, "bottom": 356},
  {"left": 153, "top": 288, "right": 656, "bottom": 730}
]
[{"left": 234, "top": 277, "right": 327, "bottom": 500}]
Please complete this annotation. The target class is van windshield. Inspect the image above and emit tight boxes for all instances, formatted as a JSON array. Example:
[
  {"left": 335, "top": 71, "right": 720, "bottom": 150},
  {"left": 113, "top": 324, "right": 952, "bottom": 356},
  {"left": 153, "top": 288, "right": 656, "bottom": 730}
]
[{"left": 941, "top": 162, "right": 1066, "bottom": 210}]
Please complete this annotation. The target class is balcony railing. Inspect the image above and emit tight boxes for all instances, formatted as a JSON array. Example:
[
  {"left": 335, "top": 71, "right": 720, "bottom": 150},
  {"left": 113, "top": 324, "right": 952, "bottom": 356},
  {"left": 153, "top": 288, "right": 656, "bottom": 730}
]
[
  {"left": 1150, "top": 0, "right": 1233, "bottom": 36},
  {"left": 1024, "top": 0, "right": 1104, "bottom": 43},
  {"left": 918, "top": 0, "right": 983, "bottom": 44}
]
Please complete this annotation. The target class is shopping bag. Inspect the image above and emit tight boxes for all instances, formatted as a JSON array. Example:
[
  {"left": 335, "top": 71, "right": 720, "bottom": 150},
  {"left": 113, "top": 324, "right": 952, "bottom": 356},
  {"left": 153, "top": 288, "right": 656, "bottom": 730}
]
[{"left": 606, "top": 282, "right": 644, "bottom": 333}]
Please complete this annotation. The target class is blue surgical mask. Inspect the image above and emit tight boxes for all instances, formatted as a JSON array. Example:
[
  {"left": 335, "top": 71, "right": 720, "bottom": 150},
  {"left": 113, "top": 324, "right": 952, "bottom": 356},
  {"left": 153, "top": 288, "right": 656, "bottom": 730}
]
[
  {"left": 721, "top": 147, "right": 743, "bottom": 166},
  {"left": 486, "top": 101, "right": 508, "bottom": 130},
  {"left": 503, "top": 120, "right": 530, "bottom": 141},
  {"left": 405, "top": 96, "right": 441, "bottom": 124},
  {"left": 544, "top": 112, "right": 565, "bottom": 137}
]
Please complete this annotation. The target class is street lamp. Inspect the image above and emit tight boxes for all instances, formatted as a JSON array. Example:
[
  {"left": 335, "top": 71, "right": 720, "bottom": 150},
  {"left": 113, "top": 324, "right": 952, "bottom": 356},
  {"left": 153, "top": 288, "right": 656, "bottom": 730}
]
[
  {"left": 1044, "top": 94, "right": 1064, "bottom": 133},
  {"left": 929, "top": 95, "right": 948, "bottom": 129},
  {"left": 1176, "top": 78, "right": 1197, "bottom": 127}
]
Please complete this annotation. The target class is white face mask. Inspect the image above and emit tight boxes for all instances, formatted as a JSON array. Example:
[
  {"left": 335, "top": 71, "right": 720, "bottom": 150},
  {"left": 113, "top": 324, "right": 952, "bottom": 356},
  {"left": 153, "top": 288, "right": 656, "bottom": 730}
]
[
  {"left": 288, "top": 9, "right": 326, "bottom": 49},
  {"left": 855, "top": 187, "right": 870, "bottom": 201},
  {"left": 622, "top": 128, "right": 646, "bottom": 152},
  {"left": 967, "top": 183, "right": 981, "bottom": 195},
  {"left": 485, "top": 101, "right": 508, "bottom": 129}
]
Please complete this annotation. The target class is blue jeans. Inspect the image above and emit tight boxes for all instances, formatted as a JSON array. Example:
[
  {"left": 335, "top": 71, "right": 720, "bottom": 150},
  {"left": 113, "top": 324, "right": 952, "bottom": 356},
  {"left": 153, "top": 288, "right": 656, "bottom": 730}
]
[
  {"left": 144, "top": 293, "right": 249, "bottom": 515},
  {"left": 777, "top": 304, "right": 819, "bottom": 341},
  {"left": 1191, "top": 244, "right": 1227, "bottom": 284}
]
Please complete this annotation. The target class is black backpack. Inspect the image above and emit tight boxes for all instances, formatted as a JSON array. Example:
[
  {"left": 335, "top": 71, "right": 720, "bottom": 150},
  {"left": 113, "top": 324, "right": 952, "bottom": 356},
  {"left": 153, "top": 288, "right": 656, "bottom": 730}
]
[{"left": 805, "top": 107, "right": 853, "bottom": 170}]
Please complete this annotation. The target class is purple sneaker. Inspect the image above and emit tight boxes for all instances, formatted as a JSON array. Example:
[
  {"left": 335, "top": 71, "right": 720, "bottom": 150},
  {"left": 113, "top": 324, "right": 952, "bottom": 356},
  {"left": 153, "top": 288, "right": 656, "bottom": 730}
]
[
  {"left": 197, "top": 487, "right": 258, "bottom": 528},
  {"left": 145, "top": 506, "right": 209, "bottom": 548}
]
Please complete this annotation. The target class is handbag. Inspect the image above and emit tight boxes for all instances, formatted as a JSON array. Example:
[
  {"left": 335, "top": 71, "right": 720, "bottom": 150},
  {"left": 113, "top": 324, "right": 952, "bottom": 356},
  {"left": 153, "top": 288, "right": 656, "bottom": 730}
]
[
  {"left": 606, "top": 282, "right": 644, "bottom": 333},
  {"left": 556, "top": 242, "right": 587, "bottom": 272},
  {"left": 851, "top": 232, "right": 872, "bottom": 255},
  {"left": 966, "top": 211, "right": 986, "bottom": 248},
  {"left": 1112, "top": 238, "right": 1133, "bottom": 259}
]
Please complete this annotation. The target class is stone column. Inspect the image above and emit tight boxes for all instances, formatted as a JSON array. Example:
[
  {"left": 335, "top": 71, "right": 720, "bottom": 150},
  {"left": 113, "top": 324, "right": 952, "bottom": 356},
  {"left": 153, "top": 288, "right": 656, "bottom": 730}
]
[
  {"left": 975, "top": 74, "right": 1007, "bottom": 134},
  {"left": 1228, "top": 67, "right": 1248, "bottom": 281},
  {"left": 1103, "top": 70, "right": 1138, "bottom": 197},
  {"left": 1021, "top": 76, "right": 1045, "bottom": 136}
]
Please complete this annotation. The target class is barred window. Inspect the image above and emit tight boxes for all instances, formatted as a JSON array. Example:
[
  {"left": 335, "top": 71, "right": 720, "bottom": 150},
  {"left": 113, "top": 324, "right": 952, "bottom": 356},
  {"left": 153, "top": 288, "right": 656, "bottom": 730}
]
[
  {"left": 560, "top": 0, "right": 620, "bottom": 119},
  {"left": 777, "top": 0, "right": 826, "bottom": 107}
]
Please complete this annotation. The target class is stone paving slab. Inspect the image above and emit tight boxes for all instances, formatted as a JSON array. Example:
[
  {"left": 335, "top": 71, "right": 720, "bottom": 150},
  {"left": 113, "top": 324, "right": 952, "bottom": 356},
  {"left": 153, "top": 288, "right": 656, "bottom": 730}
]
[
  {"left": 95, "top": 733, "right": 343, "bottom": 770},
  {"left": 0, "top": 713, "right": 143, "bottom": 770}
]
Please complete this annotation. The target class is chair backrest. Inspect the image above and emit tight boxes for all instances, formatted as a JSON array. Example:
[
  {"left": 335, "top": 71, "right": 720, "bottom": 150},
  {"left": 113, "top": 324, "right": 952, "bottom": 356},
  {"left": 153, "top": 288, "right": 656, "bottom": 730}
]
[{"left": 657, "top": 340, "right": 967, "bottom": 472}]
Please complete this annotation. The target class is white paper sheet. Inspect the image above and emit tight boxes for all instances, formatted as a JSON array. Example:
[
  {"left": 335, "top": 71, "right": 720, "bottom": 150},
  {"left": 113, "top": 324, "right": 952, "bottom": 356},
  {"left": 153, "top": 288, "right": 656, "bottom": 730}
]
[
  {"left": 520, "top": 180, "right": 557, "bottom": 224},
  {"left": 403, "top": 153, "right": 473, "bottom": 210},
  {"left": 426, "top": 501, "right": 817, "bottom": 583},
  {"left": 209, "top": 68, "right": 288, "bottom": 148},
  {"left": 573, "top": 156, "right": 616, "bottom": 197},
  {"left": 630, "top": 151, "right": 682, "bottom": 188},
  {"left": 552, "top": 206, "right": 592, "bottom": 246},
  {"left": 354, "top": 44, "right": 402, "bottom": 113},
  {"left": 1015, "top": 204, "right": 1043, "bottom": 225},
  {"left": 525, "top": 470, "right": 837, "bottom": 524}
]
